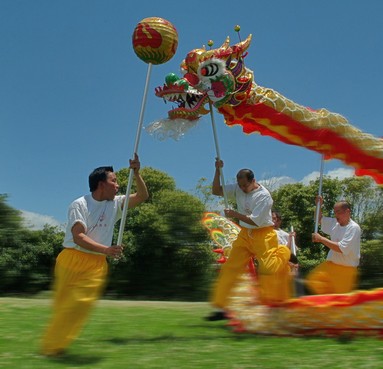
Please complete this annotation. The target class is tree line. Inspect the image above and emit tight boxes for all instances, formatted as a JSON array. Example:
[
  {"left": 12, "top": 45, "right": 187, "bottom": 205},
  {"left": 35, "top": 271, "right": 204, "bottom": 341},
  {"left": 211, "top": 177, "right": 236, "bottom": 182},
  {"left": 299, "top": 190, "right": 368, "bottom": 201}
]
[{"left": 1, "top": 168, "right": 382, "bottom": 300}]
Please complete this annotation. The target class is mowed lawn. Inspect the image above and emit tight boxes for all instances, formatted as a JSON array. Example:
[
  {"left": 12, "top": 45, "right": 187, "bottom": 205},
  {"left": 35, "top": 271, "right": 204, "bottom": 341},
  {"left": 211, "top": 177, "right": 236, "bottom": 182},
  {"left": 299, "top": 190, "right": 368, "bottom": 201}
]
[{"left": 0, "top": 297, "right": 382, "bottom": 369}]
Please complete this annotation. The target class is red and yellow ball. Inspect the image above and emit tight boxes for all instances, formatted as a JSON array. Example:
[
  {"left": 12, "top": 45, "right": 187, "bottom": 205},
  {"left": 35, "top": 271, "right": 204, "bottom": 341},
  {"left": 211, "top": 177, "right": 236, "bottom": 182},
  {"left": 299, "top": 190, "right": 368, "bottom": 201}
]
[{"left": 132, "top": 17, "right": 178, "bottom": 65}]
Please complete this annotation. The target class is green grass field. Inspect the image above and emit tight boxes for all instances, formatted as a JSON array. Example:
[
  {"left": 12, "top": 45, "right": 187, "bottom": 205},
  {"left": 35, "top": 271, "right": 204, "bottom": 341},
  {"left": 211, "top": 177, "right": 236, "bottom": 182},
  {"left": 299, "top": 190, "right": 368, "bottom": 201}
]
[{"left": 0, "top": 297, "right": 382, "bottom": 369}]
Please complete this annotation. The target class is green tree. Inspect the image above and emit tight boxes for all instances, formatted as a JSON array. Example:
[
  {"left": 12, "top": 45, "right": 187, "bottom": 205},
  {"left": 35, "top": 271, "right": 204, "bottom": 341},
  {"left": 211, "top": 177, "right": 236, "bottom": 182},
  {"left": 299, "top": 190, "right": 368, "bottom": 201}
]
[
  {"left": 193, "top": 177, "right": 222, "bottom": 209},
  {"left": 271, "top": 176, "right": 383, "bottom": 284},
  {"left": 28, "top": 225, "right": 65, "bottom": 290},
  {"left": 271, "top": 177, "right": 343, "bottom": 273},
  {"left": 116, "top": 166, "right": 176, "bottom": 197},
  {"left": 0, "top": 194, "right": 23, "bottom": 241},
  {"left": 359, "top": 239, "right": 383, "bottom": 289},
  {"left": 0, "top": 194, "right": 65, "bottom": 294},
  {"left": 108, "top": 168, "right": 215, "bottom": 301},
  {"left": 339, "top": 177, "right": 383, "bottom": 240},
  {"left": 0, "top": 194, "right": 25, "bottom": 293}
]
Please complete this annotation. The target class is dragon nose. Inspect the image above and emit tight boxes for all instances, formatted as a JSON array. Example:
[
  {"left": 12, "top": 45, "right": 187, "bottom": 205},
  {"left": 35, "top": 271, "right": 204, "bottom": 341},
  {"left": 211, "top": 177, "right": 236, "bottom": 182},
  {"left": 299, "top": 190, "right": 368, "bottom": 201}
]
[{"left": 184, "top": 73, "right": 199, "bottom": 86}]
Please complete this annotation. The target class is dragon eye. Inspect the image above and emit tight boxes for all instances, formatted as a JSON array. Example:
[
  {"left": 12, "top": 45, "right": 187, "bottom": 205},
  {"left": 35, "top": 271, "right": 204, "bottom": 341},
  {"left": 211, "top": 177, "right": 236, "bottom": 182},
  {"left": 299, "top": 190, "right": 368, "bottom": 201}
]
[{"left": 200, "top": 63, "right": 220, "bottom": 77}]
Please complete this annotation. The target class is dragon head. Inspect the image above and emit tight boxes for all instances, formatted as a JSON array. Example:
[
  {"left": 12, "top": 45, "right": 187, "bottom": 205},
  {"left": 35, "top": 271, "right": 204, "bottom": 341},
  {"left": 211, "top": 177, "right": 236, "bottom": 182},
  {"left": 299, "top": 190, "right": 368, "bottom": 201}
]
[{"left": 155, "top": 34, "right": 254, "bottom": 120}]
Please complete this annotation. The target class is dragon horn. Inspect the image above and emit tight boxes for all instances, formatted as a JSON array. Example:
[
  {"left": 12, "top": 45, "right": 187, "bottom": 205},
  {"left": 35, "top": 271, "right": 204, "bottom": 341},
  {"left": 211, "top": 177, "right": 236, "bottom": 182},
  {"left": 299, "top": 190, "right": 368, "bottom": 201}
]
[
  {"left": 220, "top": 36, "right": 231, "bottom": 50},
  {"left": 193, "top": 37, "right": 232, "bottom": 62},
  {"left": 208, "top": 34, "right": 253, "bottom": 60},
  {"left": 181, "top": 35, "right": 252, "bottom": 72},
  {"left": 231, "top": 34, "right": 252, "bottom": 56}
]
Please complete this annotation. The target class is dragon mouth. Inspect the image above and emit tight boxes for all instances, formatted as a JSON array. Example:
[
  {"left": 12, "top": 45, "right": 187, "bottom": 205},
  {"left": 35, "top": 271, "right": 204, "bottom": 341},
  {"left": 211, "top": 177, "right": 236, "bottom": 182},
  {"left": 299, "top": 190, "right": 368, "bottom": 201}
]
[{"left": 155, "top": 85, "right": 210, "bottom": 120}]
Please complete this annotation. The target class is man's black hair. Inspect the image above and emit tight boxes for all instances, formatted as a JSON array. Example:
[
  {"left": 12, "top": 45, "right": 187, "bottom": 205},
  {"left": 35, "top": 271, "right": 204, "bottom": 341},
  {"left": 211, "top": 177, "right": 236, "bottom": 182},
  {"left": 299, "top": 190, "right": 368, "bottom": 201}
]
[
  {"left": 89, "top": 166, "right": 114, "bottom": 192},
  {"left": 272, "top": 209, "right": 282, "bottom": 221},
  {"left": 337, "top": 200, "right": 352, "bottom": 212},
  {"left": 236, "top": 169, "right": 255, "bottom": 182}
]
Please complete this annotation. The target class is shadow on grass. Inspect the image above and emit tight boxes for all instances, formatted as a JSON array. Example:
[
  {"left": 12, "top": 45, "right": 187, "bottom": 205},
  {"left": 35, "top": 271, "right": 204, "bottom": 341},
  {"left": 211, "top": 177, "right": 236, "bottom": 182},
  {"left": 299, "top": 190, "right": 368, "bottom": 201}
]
[
  {"left": 102, "top": 322, "right": 359, "bottom": 347},
  {"left": 46, "top": 353, "right": 104, "bottom": 366},
  {"left": 104, "top": 334, "right": 254, "bottom": 345},
  {"left": 103, "top": 325, "right": 258, "bottom": 346}
]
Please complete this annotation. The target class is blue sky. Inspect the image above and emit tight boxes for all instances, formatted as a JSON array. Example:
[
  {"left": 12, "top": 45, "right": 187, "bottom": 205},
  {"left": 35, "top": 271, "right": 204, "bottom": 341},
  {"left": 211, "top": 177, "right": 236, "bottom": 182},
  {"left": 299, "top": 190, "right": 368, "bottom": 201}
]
[{"left": 1, "top": 0, "right": 382, "bottom": 228}]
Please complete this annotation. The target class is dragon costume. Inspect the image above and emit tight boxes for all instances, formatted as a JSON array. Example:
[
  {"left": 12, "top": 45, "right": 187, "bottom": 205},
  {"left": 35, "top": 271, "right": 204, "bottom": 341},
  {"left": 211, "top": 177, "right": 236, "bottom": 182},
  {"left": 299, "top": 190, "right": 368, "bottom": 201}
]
[
  {"left": 202, "top": 212, "right": 383, "bottom": 338},
  {"left": 151, "top": 34, "right": 383, "bottom": 337},
  {"left": 152, "top": 34, "right": 383, "bottom": 185}
]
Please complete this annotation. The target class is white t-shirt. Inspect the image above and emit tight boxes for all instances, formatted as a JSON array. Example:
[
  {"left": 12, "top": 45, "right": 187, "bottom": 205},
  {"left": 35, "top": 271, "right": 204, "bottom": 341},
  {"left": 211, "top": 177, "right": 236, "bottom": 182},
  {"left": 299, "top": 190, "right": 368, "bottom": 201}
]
[
  {"left": 275, "top": 228, "right": 289, "bottom": 245},
  {"left": 321, "top": 217, "right": 361, "bottom": 267},
  {"left": 63, "top": 194, "right": 125, "bottom": 254},
  {"left": 224, "top": 183, "right": 274, "bottom": 229}
]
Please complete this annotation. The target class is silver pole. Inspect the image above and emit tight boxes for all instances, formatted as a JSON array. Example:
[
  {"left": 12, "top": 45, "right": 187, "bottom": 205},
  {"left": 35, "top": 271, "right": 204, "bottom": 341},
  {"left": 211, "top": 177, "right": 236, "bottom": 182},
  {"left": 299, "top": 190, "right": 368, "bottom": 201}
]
[
  {"left": 117, "top": 63, "right": 153, "bottom": 246},
  {"left": 290, "top": 225, "right": 297, "bottom": 255},
  {"left": 209, "top": 102, "right": 229, "bottom": 208},
  {"left": 314, "top": 154, "right": 325, "bottom": 233}
]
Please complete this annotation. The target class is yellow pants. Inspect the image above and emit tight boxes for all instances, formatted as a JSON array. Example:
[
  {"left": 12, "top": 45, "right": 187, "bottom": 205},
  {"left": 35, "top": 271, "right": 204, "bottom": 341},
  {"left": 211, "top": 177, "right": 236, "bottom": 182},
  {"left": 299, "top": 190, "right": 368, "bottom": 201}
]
[
  {"left": 211, "top": 227, "right": 291, "bottom": 308},
  {"left": 258, "top": 263, "right": 293, "bottom": 304},
  {"left": 305, "top": 260, "right": 358, "bottom": 295},
  {"left": 41, "top": 248, "right": 108, "bottom": 356}
]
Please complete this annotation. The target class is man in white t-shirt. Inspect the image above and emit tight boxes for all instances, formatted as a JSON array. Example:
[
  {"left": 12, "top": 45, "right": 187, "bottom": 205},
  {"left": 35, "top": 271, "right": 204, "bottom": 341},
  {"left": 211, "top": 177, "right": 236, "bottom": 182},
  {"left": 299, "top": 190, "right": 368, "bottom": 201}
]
[
  {"left": 205, "top": 159, "right": 291, "bottom": 321},
  {"left": 41, "top": 154, "right": 148, "bottom": 356},
  {"left": 306, "top": 196, "right": 361, "bottom": 295},
  {"left": 269, "top": 210, "right": 301, "bottom": 300},
  {"left": 272, "top": 210, "right": 294, "bottom": 250}
]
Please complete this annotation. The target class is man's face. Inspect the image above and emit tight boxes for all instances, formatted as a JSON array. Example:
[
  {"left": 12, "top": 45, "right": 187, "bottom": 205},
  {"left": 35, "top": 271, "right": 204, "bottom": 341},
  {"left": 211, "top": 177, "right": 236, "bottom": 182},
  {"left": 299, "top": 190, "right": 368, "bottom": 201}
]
[
  {"left": 333, "top": 203, "right": 350, "bottom": 225},
  {"left": 100, "top": 172, "right": 119, "bottom": 200},
  {"left": 272, "top": 213, "right": 281, "bottom": 229},
  {"left": 237, "top": 177, "right": 256, "bottom": 193}
]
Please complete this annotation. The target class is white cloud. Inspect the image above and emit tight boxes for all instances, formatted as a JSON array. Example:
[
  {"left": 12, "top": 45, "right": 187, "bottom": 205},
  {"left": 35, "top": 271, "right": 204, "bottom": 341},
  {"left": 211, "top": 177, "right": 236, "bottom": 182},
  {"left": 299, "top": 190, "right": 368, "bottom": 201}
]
[
  {"left": 301, "top": 171, "right": 321, "bottom": 185},
  {"left": 326, "top": 168, "right": 355, "bottom": 180},
  {"left": 258, "top": 167, "right": 355, "bottom": 188},
  {"left": 301, "top": 167, "right": 354, "bottom": 185},
  {"left": 259, "top": 176, "right": 297, "bottom": 190},
  {"left": 21, "top": 210, "right": 65, "bottom": 231}
]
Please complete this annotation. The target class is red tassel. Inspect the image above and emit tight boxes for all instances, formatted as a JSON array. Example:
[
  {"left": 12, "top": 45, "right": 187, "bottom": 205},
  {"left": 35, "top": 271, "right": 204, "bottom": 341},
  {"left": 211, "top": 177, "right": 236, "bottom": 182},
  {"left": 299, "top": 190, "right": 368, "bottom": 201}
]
[
  {"left": 217, "top": 256, "right": 227, "bottom": 263},
  {"left": 213, "top": 248, "right": 224, "bottom": 254}
]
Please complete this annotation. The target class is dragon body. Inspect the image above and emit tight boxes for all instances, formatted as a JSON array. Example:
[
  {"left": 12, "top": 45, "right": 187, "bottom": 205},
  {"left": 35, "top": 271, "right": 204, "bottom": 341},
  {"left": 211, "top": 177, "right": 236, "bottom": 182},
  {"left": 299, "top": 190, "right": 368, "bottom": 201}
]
[
  {"left": 153, "top": 37, "right": 383, "bottom": 337},
  {"left": 154, "top": 34, "right": 383, "bottom": 184},
  {"left": 229, "top": 276, "right": 383, "bottom": 337},
  {"left": 202, "top": 213, "right": 383, "bottom": 337}
]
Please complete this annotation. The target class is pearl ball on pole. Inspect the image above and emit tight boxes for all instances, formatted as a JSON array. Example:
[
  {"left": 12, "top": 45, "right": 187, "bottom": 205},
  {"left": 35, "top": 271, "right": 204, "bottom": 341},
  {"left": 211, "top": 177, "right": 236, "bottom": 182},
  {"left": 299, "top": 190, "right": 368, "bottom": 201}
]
[{"left": 117, "top": 17, "right": 178, "bottom": 247}]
